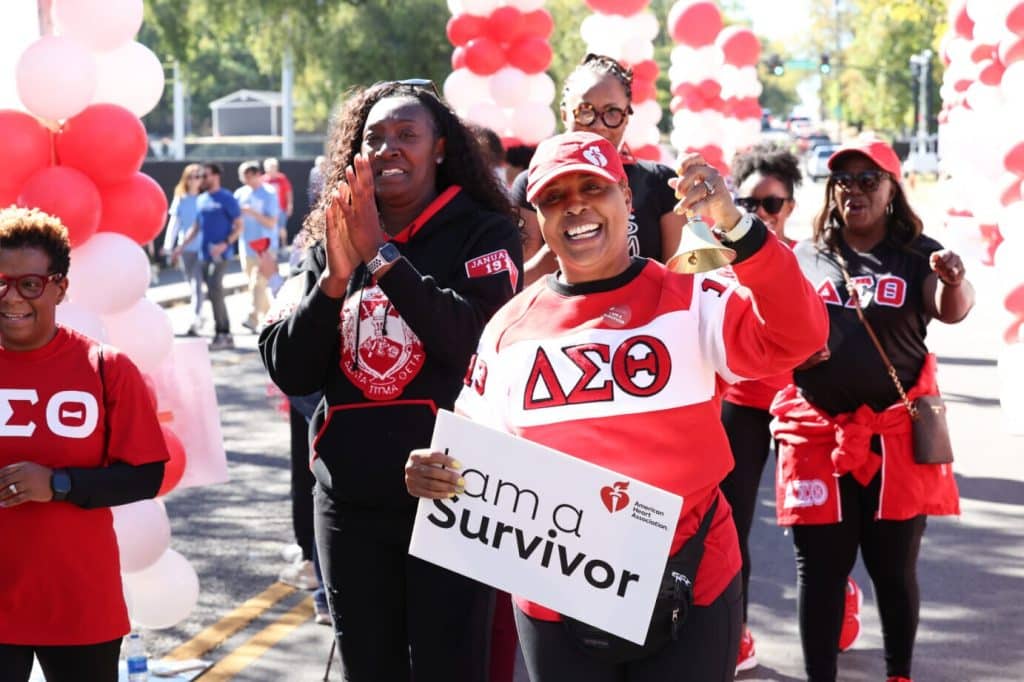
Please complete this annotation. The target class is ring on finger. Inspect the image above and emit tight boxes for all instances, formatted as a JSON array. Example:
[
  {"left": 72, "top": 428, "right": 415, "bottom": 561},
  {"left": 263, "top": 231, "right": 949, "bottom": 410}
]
[
  {"left": 8, "top": 483, "right": 16, "bottom": 495},
  {"left": 703, "top": 179, "right": 715, "bottom": 196}
]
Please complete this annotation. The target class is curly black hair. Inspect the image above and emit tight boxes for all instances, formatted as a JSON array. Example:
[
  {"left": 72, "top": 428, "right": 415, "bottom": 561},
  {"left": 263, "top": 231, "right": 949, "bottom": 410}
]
[
  {"left": 562, "top": 53, "right": 634, "bottom": 105},
  {"left": 0, "top": 206, "right": 71, "bottom": 275},
  {"left": 303, "top": 82, "right": 513, "bottom": 242},
  {"left": 731, "top": 143, "right": 803, "bottom": 198}
]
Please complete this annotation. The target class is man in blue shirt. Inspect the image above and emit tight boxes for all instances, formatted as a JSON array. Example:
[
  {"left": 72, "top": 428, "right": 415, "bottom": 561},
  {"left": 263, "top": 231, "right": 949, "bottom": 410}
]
[
  {"left": 174, "top": 162, "right": 242, "bottom": 350},
  {"left": 234, "top": 161, "right": 280, "bottom": 332}
]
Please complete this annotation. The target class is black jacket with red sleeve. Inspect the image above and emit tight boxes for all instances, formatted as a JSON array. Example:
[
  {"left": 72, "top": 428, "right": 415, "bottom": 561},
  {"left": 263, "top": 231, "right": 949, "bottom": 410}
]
[{"left": 259, "top": 188, "right": 522, "bottom": 510}]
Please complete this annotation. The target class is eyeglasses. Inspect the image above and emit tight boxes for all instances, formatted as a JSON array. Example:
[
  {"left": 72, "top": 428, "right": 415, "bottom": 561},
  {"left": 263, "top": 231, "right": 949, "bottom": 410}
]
[
  {"left": 0, "top": 273, "right": 64, "bottom": 301},
  {"left": 736, "top": 196, "right": 790, "bottom": 215},
  {"left": 571, "top": 102, "right": 633, "bottom": 129},
  {"left": 830, "top": 170, "right": 888, "bottom": 193},
  {"left": 371, "top": 78, "right": 441, "bottom": 99}
]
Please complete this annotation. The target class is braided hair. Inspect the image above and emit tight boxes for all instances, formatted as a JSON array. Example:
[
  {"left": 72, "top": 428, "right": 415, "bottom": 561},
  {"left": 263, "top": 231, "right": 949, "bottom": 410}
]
[{"left": 562, "top": 53, "right": 634, "bottom": 105}]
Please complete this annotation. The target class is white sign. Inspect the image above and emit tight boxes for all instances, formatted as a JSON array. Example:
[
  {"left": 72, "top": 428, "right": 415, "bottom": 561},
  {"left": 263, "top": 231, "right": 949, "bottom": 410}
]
[{"left": 409, "top": 410, "right": 683, "bottom": 644}]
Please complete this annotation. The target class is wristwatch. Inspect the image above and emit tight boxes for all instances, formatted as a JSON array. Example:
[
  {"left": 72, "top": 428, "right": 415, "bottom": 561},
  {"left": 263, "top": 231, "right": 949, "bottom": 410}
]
[
  {"left": 367, "top": 243, "right": 401, "bottom": 275},
  {"left": 51, "top": 468, "right": 71, "bottom": 502}
]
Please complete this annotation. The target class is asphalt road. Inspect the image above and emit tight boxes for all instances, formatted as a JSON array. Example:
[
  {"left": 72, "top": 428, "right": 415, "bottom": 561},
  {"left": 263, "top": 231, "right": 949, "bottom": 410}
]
[{"left": 141, "top": 179, "right": 1023, "bottom": 681}]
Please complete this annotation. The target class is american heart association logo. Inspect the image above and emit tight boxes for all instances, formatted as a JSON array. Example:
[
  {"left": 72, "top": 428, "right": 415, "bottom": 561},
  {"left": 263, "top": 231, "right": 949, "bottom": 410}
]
[{"left": 600, "top": 481, "right": 631, "bottom": 513}]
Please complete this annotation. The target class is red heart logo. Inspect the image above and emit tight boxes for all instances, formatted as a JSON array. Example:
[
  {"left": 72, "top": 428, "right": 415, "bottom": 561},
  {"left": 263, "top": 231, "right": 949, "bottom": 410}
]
[{"left": 600, "top": 481, "right": 631, "bottom": 513}]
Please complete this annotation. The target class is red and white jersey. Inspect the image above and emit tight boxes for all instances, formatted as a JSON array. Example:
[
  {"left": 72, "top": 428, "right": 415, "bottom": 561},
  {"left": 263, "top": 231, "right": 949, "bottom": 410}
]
[
  {"left": 457, "top": 232, "right": 829, "bottom": 619},
  {"left": 0, "top": 327, "right": 168, "bottom": 645}
]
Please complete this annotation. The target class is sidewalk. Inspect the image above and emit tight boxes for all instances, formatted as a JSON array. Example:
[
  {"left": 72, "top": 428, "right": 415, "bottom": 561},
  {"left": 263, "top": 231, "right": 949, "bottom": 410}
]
[{"left": 148, "top": 260, "right": 251, "bottom": 309}]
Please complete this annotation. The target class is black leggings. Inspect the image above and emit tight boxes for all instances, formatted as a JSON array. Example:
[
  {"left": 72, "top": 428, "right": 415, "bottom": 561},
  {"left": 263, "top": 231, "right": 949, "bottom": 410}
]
[
  {"left": 719, "top": 400, "right": 774, "bottom": 623},
  {"left": 288, "top": 405, "right": 316, "bottom": 561},
  {"left": 0, "top": 639, "right": 122, "bottom": 682},
  {"left": 313, "top": 485, "right": 493, "bottom": 682},
  {"left": 514, "top": 573, "right": 742, "bottom": 682},
  {"left": 792, "top": 473, "right": 926, "bottom": 681}
]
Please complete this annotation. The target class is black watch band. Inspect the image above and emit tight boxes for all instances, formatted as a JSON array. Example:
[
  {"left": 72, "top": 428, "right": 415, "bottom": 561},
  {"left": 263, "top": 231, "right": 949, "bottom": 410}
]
[{"left": 51, "top": 468, "right": 72, "bottom": 502}]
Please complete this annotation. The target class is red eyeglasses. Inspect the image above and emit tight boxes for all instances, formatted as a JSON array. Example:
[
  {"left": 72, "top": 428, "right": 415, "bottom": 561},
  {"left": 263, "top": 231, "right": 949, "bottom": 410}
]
[{"left": 0, "top": 273, "right": 64, "bottom": 300}]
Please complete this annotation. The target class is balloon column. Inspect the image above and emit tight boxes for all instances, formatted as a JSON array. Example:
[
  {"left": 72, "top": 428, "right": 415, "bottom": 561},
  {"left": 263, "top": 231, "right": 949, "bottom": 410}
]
[
  {"left": 579, "top": 0, "right": 663, "bottom": 162},
  {"left": 1, "top": 0, "right": 200, "bottom": 628},
  {"left": 938, "top": 0, "right": 1024, "bottom": 432},
  {"left": 666, "top": 1, "right": 763, "bottom": 176},
  {"left": 443, "top": 0, "right": 557, "bottom": 146}
]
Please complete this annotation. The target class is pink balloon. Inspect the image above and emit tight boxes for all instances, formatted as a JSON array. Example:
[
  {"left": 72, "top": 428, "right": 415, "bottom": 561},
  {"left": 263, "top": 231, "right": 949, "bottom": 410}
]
[
  {"left": 102, "top": 298, "right": 174, "bottom": 374},
  {"left": 668, "top": 1, "right": 722, "bottom": 48},
  {"left": 716, "top": 26, "right": 761, "bottom": 67},
  {"left": 67, "top": 232, "right": 150, "bottom": 315},
  {"left": 15, "top": 36, "right": 97, "bottom": 121},
  {"left": 91, "top": 42, "right": 166, "bottom": 118},
  {"left": 53, "top": 0, "right": 143, "bottom": 53}
]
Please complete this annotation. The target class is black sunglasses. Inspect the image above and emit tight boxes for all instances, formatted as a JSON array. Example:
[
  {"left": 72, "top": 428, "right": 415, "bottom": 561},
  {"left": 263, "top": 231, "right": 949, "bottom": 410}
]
[
  {"left": 830, "top": 170, "right": 888, "bottom": 193},
  {"left": 571, "top": 102, "right": 633, "bottom": 129},
  {"left": 736, "top": 195, "right": 790, "bottom": 215},
  {"left": 371, "top": 78, "right": 441, "bottom": 99}
]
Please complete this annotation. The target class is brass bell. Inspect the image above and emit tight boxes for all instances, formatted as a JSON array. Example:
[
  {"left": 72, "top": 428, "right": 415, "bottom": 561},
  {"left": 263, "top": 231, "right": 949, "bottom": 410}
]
[{"left": 666, "top": 214, "right": 736, "bottom": 274}]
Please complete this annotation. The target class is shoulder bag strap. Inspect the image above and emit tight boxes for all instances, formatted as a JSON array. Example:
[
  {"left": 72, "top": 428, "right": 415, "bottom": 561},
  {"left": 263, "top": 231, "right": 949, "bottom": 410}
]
[{"left": 833, "top": 250, "right": 918, "bottom": 420}]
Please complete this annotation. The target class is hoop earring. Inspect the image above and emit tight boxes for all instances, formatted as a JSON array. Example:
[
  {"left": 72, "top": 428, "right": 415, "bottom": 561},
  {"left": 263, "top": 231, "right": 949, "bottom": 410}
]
[
  {"left": 886, "top": 202, "right": 893, "bottom": 215},
  {"left": 436, "top": 157, "right": 443, "bottom": 164}
]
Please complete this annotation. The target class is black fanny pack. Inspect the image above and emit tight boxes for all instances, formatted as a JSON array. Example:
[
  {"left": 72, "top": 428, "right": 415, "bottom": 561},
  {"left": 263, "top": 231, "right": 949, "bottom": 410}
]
[{"left": 562, "top": 496, "right": 719, "bottom": 664}]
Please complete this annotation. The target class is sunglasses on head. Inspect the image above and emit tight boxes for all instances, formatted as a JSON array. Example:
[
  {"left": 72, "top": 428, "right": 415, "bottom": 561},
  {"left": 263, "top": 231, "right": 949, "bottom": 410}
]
[
  {"left": 0, "top": 273, "right": 63, "bottom": 301},
  {"left": 571, "top": 102, "right": 633, "bottom": 129},
  {"left": 372, "top": 78, "right": 441, "bottom": 99},
  {"left": 830, "top": 170, "right": 888, "bottom": 193},
  {"left": 736, "top": 195, "right": 789, "bottom": 215}
]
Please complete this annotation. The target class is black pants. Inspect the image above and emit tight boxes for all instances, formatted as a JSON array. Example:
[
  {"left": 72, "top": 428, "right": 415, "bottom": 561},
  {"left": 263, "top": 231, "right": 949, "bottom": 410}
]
[
  {"left": 202, "top": 259, "right": 230, "bottom": 334},
  {"left": 0, "top": 639, "right": 122, "bottom": 682},
  {"left": 314, "top": 485, "right": 493, "bottom": 682},
  {"left": 514, "top": 573, "right": 742, "bottom": 682},
  {"left": 289, "top": 405, "right": 316, "bottom": 561},
  {"left": 719, "top": 400, "right": 774, "bottom": 623},
  {"left": 792, "top": 473, "right": 926, "bottom": 681}
]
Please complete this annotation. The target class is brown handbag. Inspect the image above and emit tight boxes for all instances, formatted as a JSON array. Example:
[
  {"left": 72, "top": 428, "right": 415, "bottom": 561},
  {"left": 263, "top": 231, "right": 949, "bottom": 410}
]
[{"left": 835, "top": 252, "right": 954, "bottom": 465}]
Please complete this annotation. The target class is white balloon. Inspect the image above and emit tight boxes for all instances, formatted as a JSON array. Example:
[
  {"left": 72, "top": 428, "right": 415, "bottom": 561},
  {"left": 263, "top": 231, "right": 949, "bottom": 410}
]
[
  {"left": 68, "top": 233, "right": 150, "bottom": 315},
  {"left": 998, "top": 202, "right": 1024, "bottom": 245},
  {"left": 53, "top": 0, "right": 143, "bottom": 53},
  {"left": 1001, "top": 62, "right": 1024, "bottom": 109},
  {"left": 15, "top": 36, "right": 96, "bottom": 121},
  {"left": 466, "top": 99, "right": 509, "bottom": 134},
  {"left": 632, "top": 99, "right": 662, "bottom": 129},
  {"left": 998, "top": 345, "right": 1024, "bottom": 434},
  {"left": 122, "top": 549, "right": 199, "bottom": 630},
  {"left": 102, "top": 298, "right": 174, "bottom": 374},
  {"left": 447, "top": 0, "right": 464, "bottom": 13},
  {"left": 511, "top": 101, "right": 556, "bottom": 144},
  {"left": 580, "top": 14, "right": 612, "bottom": 47},
  {"left": 671, "top": 45, "right": 698, "bottom": 67},
  {"left": 965, "top": 81, "right": 1004, "bottom": 111},
  {"left": 444, "top": 69, "right": 491, "bottom": 113},
  {"left": 620, "top": 38, "right": 654, "bottom": 65},
  {"left": 462, "top": 0, "right": 499, "bottom": 16},
  {"left": 489, "top": 67, "right": 531, "bottom": 108},
  {"left": 56, "top": 302, "right": 107, "bottom": 341},
  {"left": 625, "top": 12, "right": 660, "bottom": 43},
  {"left": 503, "top": 0, "right": 546, "bottom": 10},
  {"left": 526, "top": 73, "right": 556, "bottom": 105},
  {"left": 91, "top": 41, "right": 165, "bottom": 118},
  {"left": 112, "top": 499, "right": 171, "bottom": 573}
]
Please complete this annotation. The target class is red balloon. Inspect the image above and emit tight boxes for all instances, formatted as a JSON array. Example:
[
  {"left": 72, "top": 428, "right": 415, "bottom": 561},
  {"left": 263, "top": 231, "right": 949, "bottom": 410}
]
[
  {"left": 631, "top": 77, "right": 656, "bottom": 103},
  {"left": 696, "top": 79, "right": 722, "bottom": 101},
  {"left": 521, "top": 9, "right": 554, "bottom": 40},
  {"left": 452, "top": 46, "right": 467, "bottom": 71},
  {"left": 999, "top": 173, "right": 1022, "bottom": 206},
  {"left": 500, "top": 136, "right": 523, "bottom": 150},
  {"left": 464, "top": 37, "right": 506, "bottom": 75},
  {"left": 0, "top": 110, "right": 52, "bottom": 198},
  {"left": 998, "top": 34, "right": 1024, "bottom": 66},
  {"left": 668, "top": 1, "right": 722, "bottom": 48},
  {"left": 56, "top": 104, "right": 147, "bottom": 187},
  {"left": 157, "top": 425, "right": 186, "bottom": 497},
  {"left": 970, "top": 43, "right": 996, "bottom": 63},
  {"left": 953, "top": 3, "right": 974, "bottom": 40},
  {"left": 978, "top": 58, "right": 1006, "bottom": 85},
  {"left": 1006, "top": 283, "right": 1024, "bottom": 315},
  {"left": 953, "top": 78, "right": 973, "bottom": 93},
  {"left": 507, "top": 38, "right": 552, "bottom": 75},
  {"left": 631, "top": 59, "right": 659, "bottom": 82},
  {"left": 98, "top": 172, "right": 168, "bottom": 245},
  {"left": 17, "top": 166, "right": 100, "bottom": 248},
  {"left": 716, "top": 26, "right": 761, "bottom": 67},
  {"left": 447, "top": 13, "right": 487, "bottom": 47},
  {"left": 1004, "top": 316, "right": 1024, "bottom": 344},
  {"left": 486, "top": 6, "right": 524, "bottom": 44},
  {"left": 632, "top": 144, "right": 661, "bottom": 162},
  {"left": 1005, "top": 141, "right": 1024, "bottom": 174},
  {"left": 585, "top": 0, "right": 649, "bottom": 15},
  {"left": 1008, "top": 3, "right": 1024, "bottom": 36}
]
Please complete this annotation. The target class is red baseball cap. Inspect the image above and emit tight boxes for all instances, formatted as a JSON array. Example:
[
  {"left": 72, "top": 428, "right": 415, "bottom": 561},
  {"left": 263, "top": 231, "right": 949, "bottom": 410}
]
[
  {"left": 827, "top": 138, "right": 902, "bottom": 179},
  {"left": 526, "top": 131, "right": 626, "bottom": 203}
]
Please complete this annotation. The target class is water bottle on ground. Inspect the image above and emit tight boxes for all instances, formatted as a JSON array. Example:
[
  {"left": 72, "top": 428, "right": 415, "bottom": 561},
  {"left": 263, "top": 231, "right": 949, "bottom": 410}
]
[{"left": 126, "top": 631, "right": 149, "bottom": 681}]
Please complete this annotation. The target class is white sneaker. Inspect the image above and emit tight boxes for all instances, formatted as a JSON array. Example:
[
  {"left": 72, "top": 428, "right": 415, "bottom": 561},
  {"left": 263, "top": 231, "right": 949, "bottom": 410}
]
[
  {"left": 281, "top": 544, "right": 303, "bottom": 563},
  {"left": 278, "top": 559, "right": 318, "bottom": 591}
]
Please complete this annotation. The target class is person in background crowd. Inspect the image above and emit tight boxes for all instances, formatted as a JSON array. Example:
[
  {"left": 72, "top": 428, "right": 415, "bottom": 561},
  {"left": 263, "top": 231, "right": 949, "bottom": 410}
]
[
  {"left": 0, "top": 207, "right": 168, "bottom": 682},
  {"left": 773, "top": 138, "right": 974, "bottom": 682},
  {"left": 161, "top": 163, "right": 206, "bottom": 336},
  {"left": 471, "top": 124, "right": 508, "bottom": 189},
  {"left": 234, "top": 160, "right": 280, "bottom": 332},
  {"left": 307, "top": 154, "right": 327, "bottom": 206},
  {"left": 173, "top": 162, "right": 243, "bottom": 351},
  {"left": 510, "top": 54, "right": 685, "bottom": 281},
  {"left": 405, "top": 131, "right": 828, "bottom": 681},
  {"left": 263, "top": 157, "right": 293, "bottom": 250},
  {"left": 259, "top": 79, "right": 522, "bottom": 681},
  {"left": 504, "top": 144, "right": 536, "bottom": 188}
]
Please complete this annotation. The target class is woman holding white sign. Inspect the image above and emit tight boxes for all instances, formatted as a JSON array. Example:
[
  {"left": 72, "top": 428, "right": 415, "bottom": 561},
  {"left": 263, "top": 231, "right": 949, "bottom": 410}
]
[{"left": 406, "top": 131, "right": 829, "bottom": 680}]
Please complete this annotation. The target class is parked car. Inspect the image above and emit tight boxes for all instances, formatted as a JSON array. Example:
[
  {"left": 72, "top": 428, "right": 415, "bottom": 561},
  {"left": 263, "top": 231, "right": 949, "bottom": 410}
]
[{"left": 806, "top": 144, "right": 837, "bottom": 181}]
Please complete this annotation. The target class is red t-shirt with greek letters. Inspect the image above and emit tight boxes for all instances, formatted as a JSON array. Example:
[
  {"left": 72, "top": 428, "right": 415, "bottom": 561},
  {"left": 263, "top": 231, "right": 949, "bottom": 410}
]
[{"left": 0, "top": 327, "right": 168, "bottom": 645}]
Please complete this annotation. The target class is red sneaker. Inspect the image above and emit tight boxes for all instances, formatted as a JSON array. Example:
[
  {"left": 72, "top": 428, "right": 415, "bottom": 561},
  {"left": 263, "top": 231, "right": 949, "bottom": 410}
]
[
  {"left": 886, "top": 677, "right": 912, "bottom": 682},
  {"left": 736, "top": 626, "right": 758, "bottom": 673},
  {"left": 839, "top": 576, "right": 863, "bottom": 652}
]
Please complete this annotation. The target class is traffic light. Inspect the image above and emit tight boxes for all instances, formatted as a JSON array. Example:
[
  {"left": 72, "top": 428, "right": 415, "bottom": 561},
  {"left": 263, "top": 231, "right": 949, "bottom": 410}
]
[
  {"left": 820, "top": 53, "right": 831, "bottom": 74},
  {"left": 768, "top": 54, "right": 784, "bottom": 77}
]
